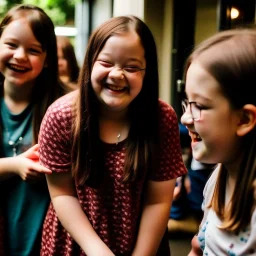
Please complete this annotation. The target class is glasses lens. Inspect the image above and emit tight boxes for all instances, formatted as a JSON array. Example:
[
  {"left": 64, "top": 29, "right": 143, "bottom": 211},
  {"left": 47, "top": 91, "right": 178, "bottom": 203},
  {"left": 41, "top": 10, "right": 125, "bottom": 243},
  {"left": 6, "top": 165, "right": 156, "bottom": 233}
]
[
  {"left": 181, "top": 100, "right": 188, "bottom": 113},
  {"left": 190, "top": 103, "right": 200, "bottom": 120}
]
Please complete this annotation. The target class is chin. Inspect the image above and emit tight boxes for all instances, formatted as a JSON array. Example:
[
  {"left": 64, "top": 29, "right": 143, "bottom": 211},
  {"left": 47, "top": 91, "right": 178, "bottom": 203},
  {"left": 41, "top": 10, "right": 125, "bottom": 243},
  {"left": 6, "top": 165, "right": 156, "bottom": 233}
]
[{"left": 192, "top": 148, "right": 207, "bottom": 163}]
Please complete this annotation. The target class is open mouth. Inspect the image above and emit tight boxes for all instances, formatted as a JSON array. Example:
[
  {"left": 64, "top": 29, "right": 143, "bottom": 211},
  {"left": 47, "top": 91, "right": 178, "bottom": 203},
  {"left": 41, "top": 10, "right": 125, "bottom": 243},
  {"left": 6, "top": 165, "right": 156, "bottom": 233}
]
[
  {"left": 106, "top": 83, "right": 127, "bottom": 92},
  {"left": 7, "top": 64, "right": 29, "bottom": 73},
  {"left": 189, "top": 131, "right": 202, "bottom": 143}
]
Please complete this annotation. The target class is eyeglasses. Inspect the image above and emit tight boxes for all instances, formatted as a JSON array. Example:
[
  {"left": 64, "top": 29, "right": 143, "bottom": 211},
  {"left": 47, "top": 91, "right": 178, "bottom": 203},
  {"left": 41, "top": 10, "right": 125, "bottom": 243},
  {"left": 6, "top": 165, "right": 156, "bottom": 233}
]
[
  {"left": 97, "top": 60, "right": 146, "bottom": 76},
  {"left": 181, "top": 99, "right": 201, "bottom": 121},
  {"left": 111, "top": 66, "right": 146, "bottom": 76}
]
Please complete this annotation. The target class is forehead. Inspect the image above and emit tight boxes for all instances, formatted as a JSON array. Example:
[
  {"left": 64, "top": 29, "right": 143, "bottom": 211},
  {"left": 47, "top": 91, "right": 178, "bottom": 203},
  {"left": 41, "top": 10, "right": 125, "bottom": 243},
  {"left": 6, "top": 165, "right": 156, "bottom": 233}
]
[
  {"left": 186, "top": 61, "right": 223, "bottom": 101},
  {"left": 99, "top": 31, "right": 145, "bottom": 59},
  {"left": 2, "top": 18, "right": 30, "bottom": 34},
  {"left": 1, "top": 18, "right": 39, "bottom": 43}
]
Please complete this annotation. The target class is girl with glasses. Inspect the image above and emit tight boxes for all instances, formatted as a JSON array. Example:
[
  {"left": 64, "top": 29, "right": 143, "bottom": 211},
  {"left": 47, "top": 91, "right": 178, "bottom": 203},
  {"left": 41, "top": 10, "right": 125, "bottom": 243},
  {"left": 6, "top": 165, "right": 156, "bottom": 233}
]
[
  {"left": 39, "top": 15, "right": 187, "bottom": 255},
  {"left": 181, "top": 29, "right": 256, "bottom": 256}
]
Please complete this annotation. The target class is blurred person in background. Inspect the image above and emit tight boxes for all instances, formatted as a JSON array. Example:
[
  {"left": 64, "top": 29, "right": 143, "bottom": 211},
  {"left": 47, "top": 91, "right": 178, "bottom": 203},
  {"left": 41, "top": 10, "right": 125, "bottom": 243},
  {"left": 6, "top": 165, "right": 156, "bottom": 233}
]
[{"left": 57, "top": 36, "right": 80, "bottom": 88}]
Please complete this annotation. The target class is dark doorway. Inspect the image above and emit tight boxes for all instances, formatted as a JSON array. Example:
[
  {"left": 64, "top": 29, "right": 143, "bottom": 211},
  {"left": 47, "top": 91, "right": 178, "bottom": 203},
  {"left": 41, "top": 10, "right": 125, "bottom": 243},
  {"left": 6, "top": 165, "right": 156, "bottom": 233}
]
[{"left": 171, "top": 0, "right": 196, "bottom": 119}]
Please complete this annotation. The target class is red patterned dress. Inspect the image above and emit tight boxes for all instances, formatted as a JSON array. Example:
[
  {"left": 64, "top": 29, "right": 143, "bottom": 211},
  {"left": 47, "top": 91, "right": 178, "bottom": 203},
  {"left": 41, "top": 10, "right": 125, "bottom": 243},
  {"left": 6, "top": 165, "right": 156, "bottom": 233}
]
[{"left": 39, "top": 91, "right": 187, "bottom": 255}]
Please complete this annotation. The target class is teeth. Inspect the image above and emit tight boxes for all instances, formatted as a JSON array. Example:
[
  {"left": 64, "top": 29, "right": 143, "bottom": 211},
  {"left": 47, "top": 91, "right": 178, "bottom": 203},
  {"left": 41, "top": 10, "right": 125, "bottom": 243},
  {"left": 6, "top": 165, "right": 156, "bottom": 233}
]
[
  {"left": 108, "top": 84, "right": 125, "bottom": 91},
  {"left": 9, "top": 64, "right": 26, "bottom": 71},
  {"left": 190, "top": 132, "right": 201, "bottom": 141}
]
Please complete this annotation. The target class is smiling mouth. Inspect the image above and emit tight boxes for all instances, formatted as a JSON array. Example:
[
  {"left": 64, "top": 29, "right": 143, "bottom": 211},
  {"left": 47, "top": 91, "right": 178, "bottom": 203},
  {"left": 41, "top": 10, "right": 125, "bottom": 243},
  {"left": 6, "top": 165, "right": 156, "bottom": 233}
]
[
  {"left": 8, "top": 64, "right": 29, "bottom": 73},
  {"left": 106, "top": 83, "right": 127, "bottom": 92},
  {"left": 189, "top": 131, "right": 202, "bottom": 143}
]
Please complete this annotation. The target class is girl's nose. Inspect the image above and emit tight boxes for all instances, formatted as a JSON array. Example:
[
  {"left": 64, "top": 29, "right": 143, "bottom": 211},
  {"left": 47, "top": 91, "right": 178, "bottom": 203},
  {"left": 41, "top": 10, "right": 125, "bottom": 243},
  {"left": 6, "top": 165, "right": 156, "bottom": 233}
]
[
  {"left": 109, "top": 67, "right": 124, "bottom": 80},
  {"left": 180, "top": 109, "right": 193, "bottom": 126},
  {"left": 13, "top": 48, "right": 28, "bottom": 61}
]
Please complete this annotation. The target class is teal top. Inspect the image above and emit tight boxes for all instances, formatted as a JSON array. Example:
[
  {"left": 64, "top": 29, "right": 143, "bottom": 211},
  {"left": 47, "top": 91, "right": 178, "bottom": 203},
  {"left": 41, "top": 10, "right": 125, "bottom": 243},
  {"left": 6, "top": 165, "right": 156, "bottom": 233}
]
[{"left": 0, "top": 99, "right": 50, "bottom": 256}]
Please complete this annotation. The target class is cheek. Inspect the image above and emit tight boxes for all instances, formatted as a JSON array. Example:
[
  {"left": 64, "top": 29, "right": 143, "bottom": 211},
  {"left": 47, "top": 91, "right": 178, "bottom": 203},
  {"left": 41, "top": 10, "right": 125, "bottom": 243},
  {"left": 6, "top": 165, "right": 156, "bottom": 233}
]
[
  {"left": 32, "top": 58, "right": 47, "bottom": 74},
  {"left": 199, "top": 122, "right": 232, "bottom": 149},
  {"left": 0, "top": 48, "right": 11, "bottom": 63},
  {"left": 90, "top": 67, "right": 97, "bottom": 84},
  {"left": 129, "top": 77, "right": 143, "bottom": 94},
  {"left": 91, "top": 66, "right": 108, "bottom": 84}
]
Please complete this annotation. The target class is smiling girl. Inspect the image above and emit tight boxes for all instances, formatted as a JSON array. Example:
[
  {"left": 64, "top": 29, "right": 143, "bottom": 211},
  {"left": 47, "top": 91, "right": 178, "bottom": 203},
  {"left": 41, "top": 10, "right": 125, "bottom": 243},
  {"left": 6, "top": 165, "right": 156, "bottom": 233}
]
[
  {"left": 0, "top": 4, "right": 69, "bottom": 255},
  {"left": 181, "top": 29, "right": 256, "bottom": 256},
  {"left": 39, "top": 15, "right": 187, "bottom": 255}
]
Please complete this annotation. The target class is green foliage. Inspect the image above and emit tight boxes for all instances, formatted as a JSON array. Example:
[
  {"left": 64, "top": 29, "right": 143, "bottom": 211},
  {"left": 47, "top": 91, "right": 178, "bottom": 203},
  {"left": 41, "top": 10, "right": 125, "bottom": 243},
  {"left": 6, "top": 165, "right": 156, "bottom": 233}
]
[{"left": 0, "top": 0, "right": 80, "bottom": 26}]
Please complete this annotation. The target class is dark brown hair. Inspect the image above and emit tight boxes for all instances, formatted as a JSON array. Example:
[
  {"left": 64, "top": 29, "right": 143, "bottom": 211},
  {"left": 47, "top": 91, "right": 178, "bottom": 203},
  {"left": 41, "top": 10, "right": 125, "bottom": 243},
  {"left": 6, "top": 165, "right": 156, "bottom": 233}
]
[
  {"left": 0, "top": 4, "right": 68, "bottom": 154},
  {"left": 57, "top": 36, "right": 80, "bottom": 83},
  {"left": 184, "top": 29, "right": 256, "bottom": 232},
  {"left": 71, "top": 15, "right": 160, "bottom": 187}
]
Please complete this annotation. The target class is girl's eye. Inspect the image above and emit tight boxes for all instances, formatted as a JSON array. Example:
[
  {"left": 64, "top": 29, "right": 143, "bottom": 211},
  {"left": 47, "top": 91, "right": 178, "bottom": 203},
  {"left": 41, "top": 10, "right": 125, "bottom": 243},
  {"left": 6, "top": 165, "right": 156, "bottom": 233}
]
[
  {"left": 29, "top": 48, "right": 42, "bottom": 55},
  {"left": 6, "top": 42, "right": 17, "bottom": 48},
  {"left": 98, "top": 60, "right": 112, "bottom": 67},
  {"left": 195, "top": 104, "right": 207, "bottom": 110},
  {"left": 123, "top": 66, "right": 141, "bottom": 73}
]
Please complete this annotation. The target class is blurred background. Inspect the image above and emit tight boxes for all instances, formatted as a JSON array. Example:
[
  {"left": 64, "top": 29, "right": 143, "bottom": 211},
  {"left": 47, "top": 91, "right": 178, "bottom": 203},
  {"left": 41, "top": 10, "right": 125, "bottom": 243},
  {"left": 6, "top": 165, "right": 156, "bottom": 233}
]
[{"left": 1, "top": 0, "right": 255, "bottom": 114}]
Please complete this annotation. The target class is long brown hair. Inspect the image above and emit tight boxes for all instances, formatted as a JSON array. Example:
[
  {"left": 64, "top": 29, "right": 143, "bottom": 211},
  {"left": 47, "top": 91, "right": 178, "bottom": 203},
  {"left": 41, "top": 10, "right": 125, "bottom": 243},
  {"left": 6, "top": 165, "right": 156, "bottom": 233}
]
[
  {"left": 57, "top": 36, "right": 80, "bottom": 84},
  {"left": 71, "top": 15, "right": 160, "bottom": 187},
  {"left": 184, "top": 29, "right": 256, "bottom": 232},
  {"left": 0, "top": 4, "right": 68, "bottom": 155}
]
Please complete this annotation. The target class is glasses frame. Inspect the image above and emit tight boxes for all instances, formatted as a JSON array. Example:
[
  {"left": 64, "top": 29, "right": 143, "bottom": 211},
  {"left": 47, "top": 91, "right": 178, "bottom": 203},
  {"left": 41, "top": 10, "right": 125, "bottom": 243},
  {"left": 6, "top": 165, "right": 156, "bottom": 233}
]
[
  {"left": 181, "top": 99, "right": 201, "bottom": 121},
  {"left": 116, "top": 66, "right": 146, "bottom": 76}
]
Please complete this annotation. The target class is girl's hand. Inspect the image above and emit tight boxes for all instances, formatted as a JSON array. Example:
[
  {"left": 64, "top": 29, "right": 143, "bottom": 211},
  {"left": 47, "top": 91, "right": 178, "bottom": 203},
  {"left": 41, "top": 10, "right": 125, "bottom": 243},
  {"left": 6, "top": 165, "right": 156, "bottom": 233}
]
[
  {"left": 173, "top": 176, "right": 183, "bottom": 200},
  {"left": 184, "top": 175, "right": 191, "bottom": 194},
  {"left": 20, "top": 144, "right": 40, "bottom": 162},
  {"left": 15, "top": 144, "right": 52, "bottom": 181}
]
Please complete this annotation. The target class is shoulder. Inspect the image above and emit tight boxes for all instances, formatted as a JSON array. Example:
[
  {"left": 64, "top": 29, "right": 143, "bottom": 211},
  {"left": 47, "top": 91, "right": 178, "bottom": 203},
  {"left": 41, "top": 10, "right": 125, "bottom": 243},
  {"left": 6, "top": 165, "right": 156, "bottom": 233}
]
[
  {"left": 158, "top": 99, "right": 176, "bottom": 115},
  {"left": 158, "top": 99, "right": 178, "bottom": 130},
  {"left": 41, "top": 90, "right": 78, "bottom": 133},
  {"left": 47, "top": 90, "right": 78, "bottom": 115}
]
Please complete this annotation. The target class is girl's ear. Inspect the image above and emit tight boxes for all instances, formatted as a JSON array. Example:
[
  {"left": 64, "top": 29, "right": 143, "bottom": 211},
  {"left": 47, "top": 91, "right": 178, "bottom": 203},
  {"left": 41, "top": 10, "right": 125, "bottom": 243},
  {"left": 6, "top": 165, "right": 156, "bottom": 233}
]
[{"left": 236, "top": 104, "right": 256, "bottom": 136}]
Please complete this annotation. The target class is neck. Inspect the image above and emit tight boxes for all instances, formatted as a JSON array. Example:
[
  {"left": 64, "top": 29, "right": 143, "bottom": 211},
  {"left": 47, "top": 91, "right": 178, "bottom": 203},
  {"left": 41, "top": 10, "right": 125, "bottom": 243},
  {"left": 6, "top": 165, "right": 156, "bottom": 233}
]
[
  {"left": 3, "top": 94, "right": 30, "bottom": 114},
  {"left": 99, "top": 106, "right": 128, "bottom": 121},
  {"left": 99, "top": 118, "right": 130, "bottom": 144},
  {"left": 4, "top": 82, "right": 33, "bottom": 113},
  {"left": 60, "top": 75, "right": 70, "bottom": 83}
]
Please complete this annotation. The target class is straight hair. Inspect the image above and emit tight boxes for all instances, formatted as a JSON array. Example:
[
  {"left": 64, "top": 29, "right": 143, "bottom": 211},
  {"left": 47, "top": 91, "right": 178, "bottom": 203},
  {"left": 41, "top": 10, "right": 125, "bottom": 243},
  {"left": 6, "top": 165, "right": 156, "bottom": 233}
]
[
  {"left": 0, "top": 4, "right": 69, "bottom": 156},
  {"left": 71, "top": 16, "right": 160, "bottom": 187},
  {"left": 184, "top": 29, "right": 256, "bottom": 232}
]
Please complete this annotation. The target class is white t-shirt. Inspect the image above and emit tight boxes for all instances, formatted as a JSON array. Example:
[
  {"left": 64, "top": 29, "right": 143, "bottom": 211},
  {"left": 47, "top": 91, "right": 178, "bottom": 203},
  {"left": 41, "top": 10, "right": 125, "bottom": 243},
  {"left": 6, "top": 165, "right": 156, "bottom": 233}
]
[{"left": 197, "top": 165, "right": 256, "bottom": 255}]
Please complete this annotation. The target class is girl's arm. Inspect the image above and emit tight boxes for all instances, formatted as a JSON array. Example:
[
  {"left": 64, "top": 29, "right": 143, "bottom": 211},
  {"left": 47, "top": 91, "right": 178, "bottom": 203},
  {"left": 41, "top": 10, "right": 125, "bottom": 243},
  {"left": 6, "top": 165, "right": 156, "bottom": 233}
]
[
  {"left": 46, "top": 171, "right": 115, "bottom": 256},
  {"left": 132, "top": 179, "right": 176, "bottom": 256},
  {"left": 0, "top": 144, "right": 51, "bottom": 181},
  {"left": 188, "top": 235, "right": 203, "bottom": 256}
]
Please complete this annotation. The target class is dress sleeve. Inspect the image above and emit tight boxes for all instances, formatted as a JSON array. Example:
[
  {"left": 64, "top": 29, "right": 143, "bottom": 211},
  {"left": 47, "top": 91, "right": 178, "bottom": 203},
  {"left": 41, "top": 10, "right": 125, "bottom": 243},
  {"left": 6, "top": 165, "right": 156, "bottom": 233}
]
[
  {"left": 38, "top": 95, "right": 73, "bottom": 173},
  {"left": 149, "top": 100, "right": 187, "bottom": 181}
]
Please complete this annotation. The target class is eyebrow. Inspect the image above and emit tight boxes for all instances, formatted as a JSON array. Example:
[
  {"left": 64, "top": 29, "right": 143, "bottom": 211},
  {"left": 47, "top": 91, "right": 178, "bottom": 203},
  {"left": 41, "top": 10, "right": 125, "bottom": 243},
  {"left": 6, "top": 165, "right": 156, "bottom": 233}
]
[
  {"left": 99, "top": 52, "right": 144, "bottom": 65},
  {"left": 4, "top": 37, "right": 43, "bottom": 50},
  {"left": 184, "top": 92, "right": 212, "bottom": 103},
  {"left": 30, "top": 44, "right": 43, "bottom": 50}
]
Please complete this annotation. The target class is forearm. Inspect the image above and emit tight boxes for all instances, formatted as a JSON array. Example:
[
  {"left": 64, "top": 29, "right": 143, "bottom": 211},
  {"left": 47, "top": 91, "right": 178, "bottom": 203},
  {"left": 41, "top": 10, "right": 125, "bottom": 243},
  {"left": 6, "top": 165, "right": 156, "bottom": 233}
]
[
  {"left": 132, "top": 201, "right": 171, "bottom": 256},
  {"left": 52, "top": 195, "right": 114, "bottom": 256}
]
